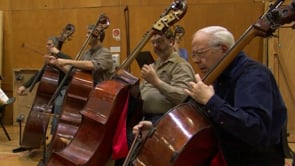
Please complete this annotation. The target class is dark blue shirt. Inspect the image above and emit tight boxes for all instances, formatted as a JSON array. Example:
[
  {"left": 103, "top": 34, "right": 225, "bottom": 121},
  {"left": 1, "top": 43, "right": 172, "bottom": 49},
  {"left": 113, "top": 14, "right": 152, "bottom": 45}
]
[{"left": 203, "top": 52, "right": 287, "bottom": 165}]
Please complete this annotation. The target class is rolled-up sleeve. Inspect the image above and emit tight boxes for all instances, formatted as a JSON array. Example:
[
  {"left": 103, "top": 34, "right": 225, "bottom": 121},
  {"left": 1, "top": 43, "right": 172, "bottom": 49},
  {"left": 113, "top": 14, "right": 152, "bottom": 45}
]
[{"left": 91, "top": 48, "right": 113, "bottom": 72}]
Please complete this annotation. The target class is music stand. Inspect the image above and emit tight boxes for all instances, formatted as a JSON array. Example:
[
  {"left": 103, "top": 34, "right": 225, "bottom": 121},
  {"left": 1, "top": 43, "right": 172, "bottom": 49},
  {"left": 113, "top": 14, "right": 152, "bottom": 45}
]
[{"left": 136, "top": 51, "right": 154, "bottom": 68}]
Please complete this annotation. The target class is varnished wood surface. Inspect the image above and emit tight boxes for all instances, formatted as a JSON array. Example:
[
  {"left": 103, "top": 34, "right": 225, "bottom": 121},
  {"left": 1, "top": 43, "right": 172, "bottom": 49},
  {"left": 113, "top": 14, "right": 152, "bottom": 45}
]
[
  {"left": 0, "top": 125, "right": 294, "bottom": 166},
  {"left": 0, "top": 125, "right": 115, "bottom": 166}
]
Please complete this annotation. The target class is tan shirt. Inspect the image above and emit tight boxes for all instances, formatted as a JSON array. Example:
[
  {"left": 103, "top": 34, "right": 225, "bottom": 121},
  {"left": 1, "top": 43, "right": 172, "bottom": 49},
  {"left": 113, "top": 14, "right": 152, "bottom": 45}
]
[
  {"left": 140, "top": 52, "right": 195, "bottom": 114},
  {"left": 82, "top": 45, "right": 113, "bottom": 85}
]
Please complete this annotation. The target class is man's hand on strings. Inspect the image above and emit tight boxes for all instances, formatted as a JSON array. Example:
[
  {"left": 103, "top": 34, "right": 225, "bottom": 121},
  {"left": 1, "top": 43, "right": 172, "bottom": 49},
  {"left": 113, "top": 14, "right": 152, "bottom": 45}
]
[{"left": 184, "top": 74, "right": 215, "bottom": 105}]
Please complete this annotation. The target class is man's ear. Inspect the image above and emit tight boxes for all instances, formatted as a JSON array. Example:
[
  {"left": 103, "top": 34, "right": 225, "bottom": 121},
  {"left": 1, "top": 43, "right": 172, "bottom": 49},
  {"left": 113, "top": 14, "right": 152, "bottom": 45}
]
[
  {"left": 220, "top": 44, "right": 229, "bottom": 53},
  {"left": 170, "top": 39, "right": 175, "bottom": 47}
]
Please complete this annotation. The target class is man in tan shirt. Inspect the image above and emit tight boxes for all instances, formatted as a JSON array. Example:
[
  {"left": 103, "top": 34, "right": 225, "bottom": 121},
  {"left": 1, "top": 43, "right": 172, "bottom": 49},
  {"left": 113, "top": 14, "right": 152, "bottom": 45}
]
[
  {"left": 140, "top": 29, "right": 195, "bottom": 123},
  {"left": 115, "top": 28, "right": 195, "bottom": 166}
]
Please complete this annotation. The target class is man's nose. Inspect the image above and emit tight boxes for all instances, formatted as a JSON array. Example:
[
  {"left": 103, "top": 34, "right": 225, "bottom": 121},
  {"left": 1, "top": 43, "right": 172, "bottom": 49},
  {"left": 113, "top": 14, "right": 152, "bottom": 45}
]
[
  {"left": 192, "top": 56, "right": 201, "bottom": 63},
  {"left": 152, "top": 42, "right": 158, "bottom": 47}
]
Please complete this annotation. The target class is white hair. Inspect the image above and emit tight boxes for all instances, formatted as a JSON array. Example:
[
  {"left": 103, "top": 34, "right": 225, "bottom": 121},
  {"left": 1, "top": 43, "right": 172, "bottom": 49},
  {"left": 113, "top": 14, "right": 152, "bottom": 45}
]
[{"left": 195, "top": 26, "right": 235, "bottom": 48}]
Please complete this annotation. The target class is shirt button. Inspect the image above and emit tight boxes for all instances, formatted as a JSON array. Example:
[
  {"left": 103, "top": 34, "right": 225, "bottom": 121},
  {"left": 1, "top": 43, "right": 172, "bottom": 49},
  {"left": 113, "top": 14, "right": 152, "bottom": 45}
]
[
  {"left": 207, "top": 109, "right": 211, "bottom": 113},
  {"left": 220, "top": 121, "right": 224, "bottom": 125}
]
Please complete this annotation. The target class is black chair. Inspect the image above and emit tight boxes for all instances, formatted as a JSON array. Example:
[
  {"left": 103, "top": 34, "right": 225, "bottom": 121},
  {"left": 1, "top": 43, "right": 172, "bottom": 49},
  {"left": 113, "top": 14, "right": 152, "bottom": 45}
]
[
  {"left": 0, "top": 97, "right": 16, "bottom": 141},
  {"left": 282, "top": 120, "right": 294, "bottom": 158}
]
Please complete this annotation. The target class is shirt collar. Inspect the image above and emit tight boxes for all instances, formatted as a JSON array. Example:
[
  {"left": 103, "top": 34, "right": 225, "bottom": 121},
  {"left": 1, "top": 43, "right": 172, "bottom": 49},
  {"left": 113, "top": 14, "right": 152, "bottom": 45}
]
[
  {"left": 89, "top": 44, "right": 102, "bottom": 54},
  {"left": 154, "top": 51, "right": 180, "bottom": 67},
  {"left": 220, "top": 51, "right": 249, "bottom": 78}
]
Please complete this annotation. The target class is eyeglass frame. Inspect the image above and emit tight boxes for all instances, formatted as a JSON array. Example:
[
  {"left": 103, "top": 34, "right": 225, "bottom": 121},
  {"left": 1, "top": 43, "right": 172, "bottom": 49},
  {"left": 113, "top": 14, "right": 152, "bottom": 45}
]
[
  {"left": 192, "top": 44, "right": 220, "bottom": 59},
  {"left": 151, "top": 37, "right": 168, "bottom": 46}
]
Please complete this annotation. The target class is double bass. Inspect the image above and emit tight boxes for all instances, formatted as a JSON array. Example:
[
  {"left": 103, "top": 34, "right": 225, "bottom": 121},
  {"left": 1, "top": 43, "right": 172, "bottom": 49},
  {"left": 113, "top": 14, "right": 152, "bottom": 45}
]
[
  {"left": 14, "top": 24, "right": 75, "bottom": 152},
  {"left": 47, "top": 0, "right": 187, "bottom": 165},
  {"left": 123, "top": 0, "right": 295, "bottom": 165},
  {"left": 45, "top": 14, "right": 111, "bottom": 155}
]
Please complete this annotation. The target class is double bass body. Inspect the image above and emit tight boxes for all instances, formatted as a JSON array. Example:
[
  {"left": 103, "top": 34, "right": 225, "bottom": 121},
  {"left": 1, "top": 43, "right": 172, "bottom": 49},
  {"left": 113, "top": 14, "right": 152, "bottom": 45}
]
[
  {"left": 48, "top": 71, "right": 142, "bottom": 166},
  {"left": 128, "top": 1, "right": 295, "bottom": 165},
  {"left": 18, "top": 24, "right": 75, "bottom": 151},
  {"left": 21, "top": 66, "right": 59, "bottom": 149},
  {"left": 47, "top": 0, "right": 188, "bottom": 164},
  {"left": 49, "top": 70, "right": 93, "bottom": 152},
  {"left": 131, "top": 103, "right": 219, "bottom": 166},
  {"left": 47, "top": 14, "right": 111, "bottom": 153}
]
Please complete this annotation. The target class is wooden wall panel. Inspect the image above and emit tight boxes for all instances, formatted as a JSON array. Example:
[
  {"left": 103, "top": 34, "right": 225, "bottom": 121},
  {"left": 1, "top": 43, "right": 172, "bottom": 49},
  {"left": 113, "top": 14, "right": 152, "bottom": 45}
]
[
  {"left": 8, "top": 8, "right": 122, "bottom": 68},
  {"left": 0, "top": 1, "right": 10, "bottom": 10},
  {"left": 0, "top": 0, "right": 265, "bottom": 125},
  {"left": 268, "top": 27, "right": 295, "bottom": 142},
  {"left": 0, "top": 0, "right": 121, "bottom": 10},
  {"left": 260, "top": 0, "right": 295, "bottom": 143},
  {"left": 2, "top": 6, "right": 124, "bottom": 124},
  {"left": 125, "top": 1, "right": 264, "bottom": 76},
  {"left": 0, "top": 11, "right": 3, "bottom": 79},
  {"left": 1, "top": 0, "right": 265, "bottom": 85},
  {"left": 12, "top": 69, "right": 39, "bottom": 125}
]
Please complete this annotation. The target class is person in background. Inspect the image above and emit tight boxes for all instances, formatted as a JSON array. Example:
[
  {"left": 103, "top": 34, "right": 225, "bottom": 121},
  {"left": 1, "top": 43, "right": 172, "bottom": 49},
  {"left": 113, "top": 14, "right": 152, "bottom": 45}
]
[
  {"left": 140, "top": 28, "right": 195, "bottom": 123},
  {"left": 173, "top": 25, "right": 188, "bottom": 61},
  {"left": 48, "top": 24, "right": 113, "bottom": 86},
  {"left": 17, "top": 36, "right": 72, "bottom": 96},
  {"left": 133, "top": 26, "right": 288, "bottom": 166},
  {"left": 47, "top": 25, "right": 113, "bottom": 137},
  {"left": 0, "top": 73, "right": 15, "bottom": 106},
  {"left": 0, "top": 88, "right": 15, "bottom": 106},
  {"left": 17, "top": 37, "right": 72, "bottom": 134},
  {"left": 115, "top": 28, "right": 195, "bottom": 166}
]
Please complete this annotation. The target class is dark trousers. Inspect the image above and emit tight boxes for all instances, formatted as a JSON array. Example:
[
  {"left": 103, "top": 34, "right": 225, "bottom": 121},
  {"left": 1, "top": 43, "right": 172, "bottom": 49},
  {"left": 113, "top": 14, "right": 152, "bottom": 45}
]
[{"left": 222, "top": 144, "right": 285, "bottom": 166}]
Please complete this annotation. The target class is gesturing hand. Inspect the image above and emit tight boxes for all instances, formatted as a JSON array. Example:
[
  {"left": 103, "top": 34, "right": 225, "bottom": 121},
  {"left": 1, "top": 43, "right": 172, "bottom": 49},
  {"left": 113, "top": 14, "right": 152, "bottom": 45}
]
[
  {"left": 141, "top": 64, "right": 161, "bottom": 86},
  {"left": 184, "top": 74, "right": 215, "bottom": 105}
]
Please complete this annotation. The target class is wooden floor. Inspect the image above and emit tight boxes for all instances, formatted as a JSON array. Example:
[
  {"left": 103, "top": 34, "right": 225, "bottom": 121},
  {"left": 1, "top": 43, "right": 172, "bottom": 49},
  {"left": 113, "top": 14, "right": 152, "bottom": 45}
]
[
  {"left": 0, "top": 125, "right": 294, "bottom": 166},
  {"left": 0, "top": 125, "right": 42, "bottom": 166}
]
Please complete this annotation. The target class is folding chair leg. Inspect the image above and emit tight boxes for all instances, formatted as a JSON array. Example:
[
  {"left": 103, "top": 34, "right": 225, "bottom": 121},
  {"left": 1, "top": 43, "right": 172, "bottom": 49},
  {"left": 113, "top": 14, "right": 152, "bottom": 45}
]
[{"left": 0, "top": 121, "right": 11, "bottom": 141}]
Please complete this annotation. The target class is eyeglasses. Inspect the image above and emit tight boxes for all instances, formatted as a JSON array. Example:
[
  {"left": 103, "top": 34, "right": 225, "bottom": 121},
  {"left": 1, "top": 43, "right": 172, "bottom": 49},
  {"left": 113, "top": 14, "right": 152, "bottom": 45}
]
[{"left": 192, "top": 46, "right": 218, "bottom": 59}]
